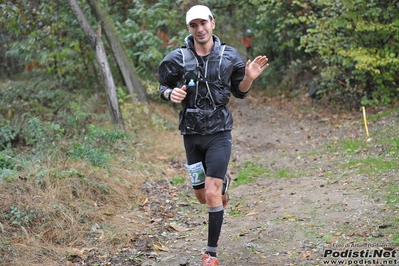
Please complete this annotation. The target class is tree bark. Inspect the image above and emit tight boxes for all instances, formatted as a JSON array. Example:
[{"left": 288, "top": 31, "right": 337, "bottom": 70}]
[
  {"left": 86, "top": 0, "right": 147, "bottom": 103},
  {"left": 67, "top": 0, "right": 124, "bottom": 129}
]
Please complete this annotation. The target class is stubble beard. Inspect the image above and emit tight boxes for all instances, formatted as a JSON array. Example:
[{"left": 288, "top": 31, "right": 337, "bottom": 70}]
[{"left": 194, "top": 33, "right": 212, "bottom": 45}]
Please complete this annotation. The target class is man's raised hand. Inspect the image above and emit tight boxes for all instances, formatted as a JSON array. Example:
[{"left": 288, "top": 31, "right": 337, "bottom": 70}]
[{"left": 245, "top": 55, "right": 269, "bottom": 81}]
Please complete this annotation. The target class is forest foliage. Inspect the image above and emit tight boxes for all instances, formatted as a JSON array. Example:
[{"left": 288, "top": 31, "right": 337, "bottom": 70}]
[
  {"left": 1, "top": 0, "right": 398, "bottom": 106},
  {"left": 0, "top": 0, "right": 398, "bottom": 166},
  {"left": 1, "top": 0, "right": 398, "bottom": 183}
]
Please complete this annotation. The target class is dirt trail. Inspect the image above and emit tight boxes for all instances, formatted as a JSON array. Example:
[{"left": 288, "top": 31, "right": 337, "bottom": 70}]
[
  {"left": 157, "top": 95, "right": 397, "bottom": 266},
  {"left": 83, "top": 93, "right": 398, "bottom": 266}
]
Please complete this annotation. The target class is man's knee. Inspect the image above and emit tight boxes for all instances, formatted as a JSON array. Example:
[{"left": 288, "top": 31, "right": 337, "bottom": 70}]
[
  {"left": 205, "top": 179, "right": 222, "bottom": 199},
  {"left": 205, "top": 188, "right": 219, "bottom": 200}
]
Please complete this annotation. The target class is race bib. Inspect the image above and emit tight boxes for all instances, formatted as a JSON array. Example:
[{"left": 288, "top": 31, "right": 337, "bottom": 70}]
[{"left": 186, "top": 162, "right": 206, "bottom": 186}]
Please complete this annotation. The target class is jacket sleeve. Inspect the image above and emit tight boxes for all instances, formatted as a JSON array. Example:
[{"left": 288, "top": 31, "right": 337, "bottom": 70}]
[
  {"left": 157, "top": 49, "right": 184, "bottom": 101},
  {"left": 229, "top": 49, "right": 249, "bottom": 99}
]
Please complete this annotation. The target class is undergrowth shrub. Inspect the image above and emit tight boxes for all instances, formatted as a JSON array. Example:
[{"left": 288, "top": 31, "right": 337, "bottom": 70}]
[
  {"left": 4, "top": 205, "right": 41, "bottom": 227},
  {"left": 0, "top": 152, "right": 17, "bottom": 182},
  {"left": 1, "top": 79, "right": 131, "bottom": 170},
  {"left": 71, "top": 144, "right": 110, "bottom": 168},
  {"left": 0, "top": 152, "right": 15, "bottom": 170},
  {"left": 85, "top": 124, "right": 129, "bottom": 145},
  {"left": 300, "top": 0, "right": 399, "bottom": 108},
  {"left": 0, "top": 78, "right": 72, "bottom": 120},
  {"left": 69, "top": 125, "right": 129, "bottom": 168},
  {"left": 0, "top": 122, "right": 18, "bottom": 150}
]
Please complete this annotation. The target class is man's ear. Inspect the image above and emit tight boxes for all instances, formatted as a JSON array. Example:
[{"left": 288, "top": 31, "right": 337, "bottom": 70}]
[{"left": 211, "top": 19, "right": 216, "bottom": 29}]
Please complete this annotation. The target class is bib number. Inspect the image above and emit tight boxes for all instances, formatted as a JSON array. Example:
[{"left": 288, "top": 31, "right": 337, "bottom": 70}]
[{"left": 186, "top": 162, "right": 206, "bottom": 186}]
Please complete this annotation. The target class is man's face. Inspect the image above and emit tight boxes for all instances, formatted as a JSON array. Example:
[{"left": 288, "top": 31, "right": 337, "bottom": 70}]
[{"left": 187, "top": 18, "right": 215, "bottom": 45}]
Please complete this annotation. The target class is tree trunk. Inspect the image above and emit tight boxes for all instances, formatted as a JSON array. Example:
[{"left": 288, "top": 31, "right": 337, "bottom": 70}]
[
  {"left": 86, "top": 0, "right": 147, "bottom": 103},
  {"left": 67, "top": 0, "right": 124, "bottom": 129}
]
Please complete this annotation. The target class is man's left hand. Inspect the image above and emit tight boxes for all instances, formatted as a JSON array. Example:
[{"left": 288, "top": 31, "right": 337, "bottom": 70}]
[{"left": 245, "top": 56, "right": 269, "bottom": 81}]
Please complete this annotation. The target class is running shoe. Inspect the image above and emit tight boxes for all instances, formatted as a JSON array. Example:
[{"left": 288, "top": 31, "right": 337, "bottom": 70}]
[
  {"left": 202, "top": 253, "right": 219, "bottom": 266},
  {"left": 222, "top": 173, "right": 231, "bottom": 208}
]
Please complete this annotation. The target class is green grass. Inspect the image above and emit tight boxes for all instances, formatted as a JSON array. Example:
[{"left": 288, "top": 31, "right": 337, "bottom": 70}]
[
  {"left": 342, "top": 157, "right": 398, "bottom": 174},
  {"left": 340, "top": 139, "right": 366, "bottom": 154},
  {"left": 276, "top": 169, "right": 301, "bottom": 178},
  {"left": 385, "top": 182, "right": 399, "bottom": 210},
  {"left": 232, "top": 162, "right": 271, "bottom": 188},
  {"left": 232, "top": 162, "right": 301, "bottom": 189},
  {"left": 376, "top": 138, "right": 399, "bottom": 157},
  {"left": 325, "top": 139, "right": 367, "bottom": 154},
  {"left": 171, "top": 176, "right": 186, "bottom": 185},
  {"left": 367, "top": 107, "right": 399, "bottom": 122},
  {"left": 394, "top": 233, "right": 399, "bottom": 245},
  {"left": 228, "top": 209, "right": 243, "bottom": 217}
]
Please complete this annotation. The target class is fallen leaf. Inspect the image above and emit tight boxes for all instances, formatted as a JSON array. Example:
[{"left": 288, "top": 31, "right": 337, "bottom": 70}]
[
  {"left": 141, "top": 198, "right": 148, "bottom": 206},
  {"left": 71, "top": 247, "right": 97, "bottom": 255},
  {"left": 166, "top": 168, "right": 175, "bottom": 173},
  {"left": 153, "top": 242, "right": 169, "bottom": 251},
  {"left": 169, "top": 224, "right": 188, "bottom": 232},
  {"left": 282, "top": 214, "right": 296, "bottom": 220},
  {"left": 330, "top": 236, "right": 339, "bottom": 244},
  {"left": 302, "top": 251, "right": 311, "bottom": 258},
  {"left": 164, "top": 213, "right": 174, "bottom": 218},
  {"left": 151, "top": 218, "right": 162, "bottom": 223},
  {"left": 239, "top": 229, "right": 249, "bottom": 236},
  {"left": 71, "top": 248, "right": 85, "bottom": 255},
  {"left": 247, "top": 212, "right": 259, "bottom": 216}
]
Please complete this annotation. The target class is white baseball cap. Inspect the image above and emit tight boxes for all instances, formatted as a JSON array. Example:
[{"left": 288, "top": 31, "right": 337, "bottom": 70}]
[{"left": 186, "top": 5, "right": 213, "bottom": 25}]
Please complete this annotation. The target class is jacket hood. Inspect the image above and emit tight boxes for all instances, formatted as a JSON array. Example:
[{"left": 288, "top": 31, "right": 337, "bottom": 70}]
[{"left": 184, "top": 34, "right": 222, "bottom": 51}]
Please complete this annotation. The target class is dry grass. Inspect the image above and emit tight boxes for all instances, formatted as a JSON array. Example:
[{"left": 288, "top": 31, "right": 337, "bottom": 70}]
[{"left": 0, "top": 101, "right": 187, "bottom": 265}]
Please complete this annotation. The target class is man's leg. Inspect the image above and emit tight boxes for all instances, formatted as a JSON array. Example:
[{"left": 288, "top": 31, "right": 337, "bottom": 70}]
[
  {"left": 204, "top": 176, "right": 223, "bottom": 258},
  {"left": 193, "top": 174, "right": 229, "bottom": 207},
  {"left": 194, "top": 188, "right": 206, "bottom": 204},
  {"left": 184, "top": 132, "right": 231, "bottom": 263},
  {"left": 202, "top": 131, "right": 231, "bottom": 258}
]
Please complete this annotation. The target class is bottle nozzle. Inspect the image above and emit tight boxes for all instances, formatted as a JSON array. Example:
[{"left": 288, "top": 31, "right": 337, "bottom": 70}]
[{"left": 188, "top": 79, "right": 195, "bottom": 86}]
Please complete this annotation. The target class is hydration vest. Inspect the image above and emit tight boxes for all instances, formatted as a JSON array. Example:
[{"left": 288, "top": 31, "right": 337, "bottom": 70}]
[{"left": 179, "top": 44, "right": 226, "bottom": 111}]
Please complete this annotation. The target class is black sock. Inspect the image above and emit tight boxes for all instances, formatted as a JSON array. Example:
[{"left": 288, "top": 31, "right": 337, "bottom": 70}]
[{"left": 206, "top": 206, "right": 224, "bottom": 257}]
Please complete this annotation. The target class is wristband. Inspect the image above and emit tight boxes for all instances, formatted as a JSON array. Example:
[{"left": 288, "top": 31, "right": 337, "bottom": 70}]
[{"left": 166, "top": 89, "right": 173, "bottom": 101}]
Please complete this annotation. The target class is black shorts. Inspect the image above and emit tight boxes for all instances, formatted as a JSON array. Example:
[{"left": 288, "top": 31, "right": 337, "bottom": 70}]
[{"left": 183, "top": 131, "right": 232, "bottom": 189}]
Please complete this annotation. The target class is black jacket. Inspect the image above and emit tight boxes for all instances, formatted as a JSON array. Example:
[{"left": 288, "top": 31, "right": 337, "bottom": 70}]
[{"left": 157, "top": 34, "right": 248, "bottom": 135}]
